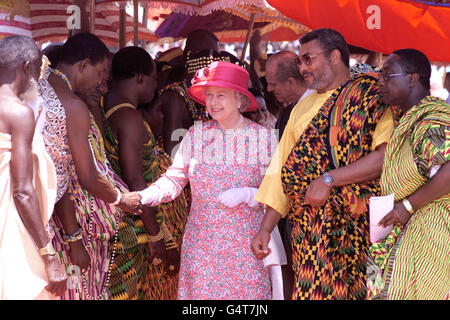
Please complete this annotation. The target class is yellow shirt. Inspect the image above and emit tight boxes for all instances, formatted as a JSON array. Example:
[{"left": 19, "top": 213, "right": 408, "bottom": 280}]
[{"left": 255, "top": 90, "right": 394, "bottom": 217}]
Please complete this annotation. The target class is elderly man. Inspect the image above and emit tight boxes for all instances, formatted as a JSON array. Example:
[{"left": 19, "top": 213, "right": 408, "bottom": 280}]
[
  {"left": 252, "top": 28, "right": 395, "bottom": 300},
  {"left": 266, "top": 50, "right": 312, "bottom": 137},
  {"left": 0, "top": 35, "right": 67, "bottom": 299}
]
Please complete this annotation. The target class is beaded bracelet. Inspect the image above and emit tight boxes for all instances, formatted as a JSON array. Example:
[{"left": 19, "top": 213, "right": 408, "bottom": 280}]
[{"left": 62, "top": 227, "right": 83, "bottom": 243}]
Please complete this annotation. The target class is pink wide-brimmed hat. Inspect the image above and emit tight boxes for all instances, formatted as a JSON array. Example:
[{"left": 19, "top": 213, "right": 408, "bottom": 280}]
[{"left": 187, "top": 61, "right": 258, "bottom": 112}]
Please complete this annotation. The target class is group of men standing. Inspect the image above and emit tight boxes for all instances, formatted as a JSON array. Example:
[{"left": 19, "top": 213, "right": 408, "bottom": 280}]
[{"left": 0, "top": 26, "right": 448, "bottom": 300}]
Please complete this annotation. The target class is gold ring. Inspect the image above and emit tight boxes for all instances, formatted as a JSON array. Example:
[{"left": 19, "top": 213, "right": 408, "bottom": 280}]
[{"left": 169, "top": 265, "right": 175, "bottom": 271}]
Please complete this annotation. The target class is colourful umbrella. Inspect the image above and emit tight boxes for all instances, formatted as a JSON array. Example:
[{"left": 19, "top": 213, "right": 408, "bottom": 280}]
[
  {"left": 215, "top": 24, "right": 308, "bottom": 43},
  {"left": 155, "top": 7, "right": 309, "bottom": 42},
  {"left": 267, "top": 0, "right": 450, "bottom": 62},
  {"left": 0, "top": 0, "right": 158, "bottom": 46},
  {"left": 108, "top": 0, "right": 267, "bottom": 16}
]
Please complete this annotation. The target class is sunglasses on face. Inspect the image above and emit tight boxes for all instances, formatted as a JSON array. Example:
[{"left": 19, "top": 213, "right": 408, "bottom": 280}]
[{"left": 295, "top": 50, "right": 331, "bottom": 66}]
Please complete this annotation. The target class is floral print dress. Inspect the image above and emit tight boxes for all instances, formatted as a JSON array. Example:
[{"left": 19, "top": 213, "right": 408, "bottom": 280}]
[{"left": 143, "top": 119, "right": 275, "bottom": 299}]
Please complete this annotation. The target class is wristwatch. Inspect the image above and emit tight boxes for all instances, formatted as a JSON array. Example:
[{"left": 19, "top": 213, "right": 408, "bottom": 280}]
[
  {"left": 322, "top": 172, "right": 335, "bottom": 187},
  {"left": 39, "top": 241, "right": 56, "bottom": 256}
]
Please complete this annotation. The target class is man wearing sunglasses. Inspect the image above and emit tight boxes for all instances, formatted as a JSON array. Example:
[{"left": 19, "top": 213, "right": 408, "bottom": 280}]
[{"left": 252, "top": 28, "right": 395, "bottom": 300}]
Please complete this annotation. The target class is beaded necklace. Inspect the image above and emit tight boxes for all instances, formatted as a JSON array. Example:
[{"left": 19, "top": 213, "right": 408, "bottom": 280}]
[
  {"left": 52, "top": 67, "right": 119, "bottom": 300},
  {"left": 87, "top": 116, "right": 107, "bottom": 170},
  {"left": 51, "top": 68, "right": 73, "bottom": 91},
  {"left": 81, "top": 201, "right": 120, "bottom": 300},
  {"left": 82, "top": 119, "right": 120, "bottom": 300},
  {"left": 52, "top": 68, "right": 106, "bottom": 167}
]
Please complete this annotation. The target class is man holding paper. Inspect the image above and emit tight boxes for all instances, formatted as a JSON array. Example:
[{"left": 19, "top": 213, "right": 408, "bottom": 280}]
[
  {"left": 251, "top": 28, "right": 395, "bottom": 300},
  {"left": 368, "top": 49, "right": 450, "bottom": 300}
]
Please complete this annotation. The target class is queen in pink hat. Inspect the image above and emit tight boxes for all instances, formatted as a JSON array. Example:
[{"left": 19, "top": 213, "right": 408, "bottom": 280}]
[
  {"left": 188, "top": 61, "right": 259, "bottom": 120},
  {"left": 133, "top": 60, "right": 275, "bottom": 299},
  {"left": 187, "top": 61, "right": 258, "bottom": 133}
]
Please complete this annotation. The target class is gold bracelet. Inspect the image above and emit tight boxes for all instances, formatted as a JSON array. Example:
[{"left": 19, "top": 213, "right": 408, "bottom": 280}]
[
  {"left": 148, "top": 229, "right": 164, "bottom": 243},
  {"left": 402, "top": 199, "right": 414, "bottom": 214}
]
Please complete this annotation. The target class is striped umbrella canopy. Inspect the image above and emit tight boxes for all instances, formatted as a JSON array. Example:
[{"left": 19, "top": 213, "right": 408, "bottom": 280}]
[
  {"left": 108, "top": 0, "right": 268, "bottom": 16},
  {"left": 267, "top": 0, "right": 450, "bottom": 63},
  {"left": 214, "top": 23, "right": 308, "bottom": 43},
  {"left": 0, "top": 0, "right": 158, "bottom": 46},
  {"left": 155, "top": 6, "right": 310, "bottom": 42}
]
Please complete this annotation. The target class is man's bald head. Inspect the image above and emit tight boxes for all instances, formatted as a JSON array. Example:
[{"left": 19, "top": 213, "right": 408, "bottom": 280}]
[
  {"left": 265, "top": 50, "right": 306, "bottom": 106},
  {"left": 266, "top": 51, "right": 303, "bottom": 84}
]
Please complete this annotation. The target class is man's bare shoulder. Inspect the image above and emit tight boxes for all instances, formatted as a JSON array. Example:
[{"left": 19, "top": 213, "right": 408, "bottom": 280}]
[
  {"left": 60, "top": 93, "right": 90, "bottom": 121},
  {"left": 0, "top": 92, "right": 34, "bottom": 129},
  {"left": 160, "top": 89, "right": 186, "bottom": 108}
]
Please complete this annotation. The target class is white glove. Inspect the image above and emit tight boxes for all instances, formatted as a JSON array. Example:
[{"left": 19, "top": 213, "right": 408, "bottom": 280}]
[
  {"left": 138, "top": 186, "right": 158, "bottom": 206},
  {"left": 217, "top": 187, "right": 260, "bottom": 208}
]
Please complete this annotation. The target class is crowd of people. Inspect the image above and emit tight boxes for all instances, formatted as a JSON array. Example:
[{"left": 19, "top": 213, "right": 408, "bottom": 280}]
[{"left": 0, "top": 26, "right": 448, "bottom": 300}]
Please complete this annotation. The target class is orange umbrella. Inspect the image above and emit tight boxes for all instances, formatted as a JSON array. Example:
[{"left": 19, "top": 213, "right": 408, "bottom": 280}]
[{"left": 267, "top": 0, "right": 450, "bottom": 62}]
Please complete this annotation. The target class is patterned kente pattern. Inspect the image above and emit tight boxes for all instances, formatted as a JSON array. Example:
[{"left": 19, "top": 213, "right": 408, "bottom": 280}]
[{"left": 281, "top": 74, "right": 389, "bottom": 299}]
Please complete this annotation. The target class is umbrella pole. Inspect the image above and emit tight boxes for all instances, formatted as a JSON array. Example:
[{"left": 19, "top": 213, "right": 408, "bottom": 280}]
[
  {"left": 241, "top": 12, "right": 256, "bottom": 63},
  {"left": 443, "top": 65, "right": 448, "bottom": 87},
  {"left": 90, "top": 0, "right": 95, "bottom": 34},
  {"left": 142, "top": 7, "right": 148, "bottom": 27},
  {"left": 119, "top": 7, "right": 126, "bottom": 48},
  {"left": 133, "top": 0, "right": 139, "bottom": 46}
]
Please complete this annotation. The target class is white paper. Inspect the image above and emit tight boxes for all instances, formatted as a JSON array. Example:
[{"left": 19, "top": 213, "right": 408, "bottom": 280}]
[
  {"left": 269, "top": 265, "right": 284, "bottom": 300},
  {"left": 430, "top": 165, "right": 441, "bottom": 178},
  {"left": 263, "top": 226, "right": 287, "bottom": 267},
  {"left": 369, "top": 193, "right": 395, "bottom": 243}
]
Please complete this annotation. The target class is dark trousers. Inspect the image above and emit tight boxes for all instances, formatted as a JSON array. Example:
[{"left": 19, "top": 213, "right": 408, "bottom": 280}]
[{"left": 277, "top": 216, "right": 295, "bottom": 300}]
